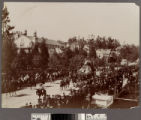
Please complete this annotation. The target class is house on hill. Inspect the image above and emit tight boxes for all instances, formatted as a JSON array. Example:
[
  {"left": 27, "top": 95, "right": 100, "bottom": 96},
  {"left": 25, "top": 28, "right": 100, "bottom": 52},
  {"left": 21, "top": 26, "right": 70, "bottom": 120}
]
[
  {"left": 14, "top": 34, "right": 35, "bottom": 53},
  {"left": 66, "top": 41, "right": 80, "bottom": 51},
  {"left": 96, "top": 49, "right": 111, "bottom": 59},
  {"left": 13, "top": 31, "right": 65, "bottom": 55},
  {"left": 96, "top": 49, "right": 120, "bottom": 59}
]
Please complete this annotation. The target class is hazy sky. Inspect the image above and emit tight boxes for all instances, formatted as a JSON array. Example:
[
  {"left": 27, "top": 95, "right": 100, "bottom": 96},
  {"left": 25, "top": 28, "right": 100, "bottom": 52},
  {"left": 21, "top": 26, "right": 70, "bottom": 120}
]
[{"left": 4, "top": 2, "right": 139, "bottom": 45}]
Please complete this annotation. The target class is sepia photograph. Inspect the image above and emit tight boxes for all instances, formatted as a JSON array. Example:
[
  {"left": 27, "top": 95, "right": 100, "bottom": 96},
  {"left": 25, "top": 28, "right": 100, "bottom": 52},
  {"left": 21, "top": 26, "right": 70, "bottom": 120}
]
[{"left": 2, "top": 2, "right": 139, "bottom": 108}]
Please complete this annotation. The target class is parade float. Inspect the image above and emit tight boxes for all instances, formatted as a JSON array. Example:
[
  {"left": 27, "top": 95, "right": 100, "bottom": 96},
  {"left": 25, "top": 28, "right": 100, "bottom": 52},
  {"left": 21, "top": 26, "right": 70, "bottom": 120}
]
[
  {"left": 92, "top": 93, "right": 113, "bottom": 108},
  {"left": 77, "top": 59, "right": 114, "bottom": 108}
]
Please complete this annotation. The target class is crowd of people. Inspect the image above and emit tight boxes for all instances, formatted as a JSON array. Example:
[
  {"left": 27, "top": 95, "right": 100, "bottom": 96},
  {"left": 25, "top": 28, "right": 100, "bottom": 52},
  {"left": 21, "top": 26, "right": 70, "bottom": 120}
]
[
  {"left": 2, "top": 69, "right": 66, "bottom": 96},
  {"left": 23, "top": 65, "right": 138, "bottom": 108}
]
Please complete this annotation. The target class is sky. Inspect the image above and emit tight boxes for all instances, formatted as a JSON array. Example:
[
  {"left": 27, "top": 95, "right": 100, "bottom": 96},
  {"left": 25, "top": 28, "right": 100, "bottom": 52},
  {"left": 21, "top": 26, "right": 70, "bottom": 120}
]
[{"left": 4, "top": 2, "right": 140, "bottom": 45}]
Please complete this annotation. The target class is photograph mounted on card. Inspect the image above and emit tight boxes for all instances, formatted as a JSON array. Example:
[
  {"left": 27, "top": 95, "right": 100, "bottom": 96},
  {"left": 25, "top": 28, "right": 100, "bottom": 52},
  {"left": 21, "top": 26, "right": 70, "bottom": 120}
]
[{"left": 2, "top": 2, "right": 139, "bottom": 108}]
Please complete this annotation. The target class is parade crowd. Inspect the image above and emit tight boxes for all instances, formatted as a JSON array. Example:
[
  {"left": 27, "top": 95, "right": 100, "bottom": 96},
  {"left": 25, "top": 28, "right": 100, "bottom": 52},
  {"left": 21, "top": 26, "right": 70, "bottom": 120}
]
[
  {"left": 19, "top": 65, "right": 139, "bottom": 108},
  {"left": 2, "top": 69, "right": 65, "bottom": 96}
]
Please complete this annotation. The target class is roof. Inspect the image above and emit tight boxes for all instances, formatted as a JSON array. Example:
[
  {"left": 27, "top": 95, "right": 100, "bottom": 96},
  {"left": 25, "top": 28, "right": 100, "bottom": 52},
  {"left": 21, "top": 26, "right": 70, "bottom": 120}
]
[
  {"left": 14, "top": 35, "right": 35, "bottom": 49},
  {"left": 96, "top": 49, "right": 111, "bottom": 55},
  {"left": 46, "top": 39, "right": 63, "bottom": 46},
  {"left": 26, "top": 36, "right": 36, "bottom": 41},
  {"left": 37, "top": 37, "right": 64, "bottom": 46},
  {"left": 14, "top": 35, "right": 64, "bottom": 48}
]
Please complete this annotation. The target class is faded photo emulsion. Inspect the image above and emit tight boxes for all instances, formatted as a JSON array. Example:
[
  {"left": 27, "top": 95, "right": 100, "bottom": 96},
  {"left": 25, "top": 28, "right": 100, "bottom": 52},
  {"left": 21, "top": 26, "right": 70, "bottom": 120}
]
[{"left": 2, "top": 2, "right": 139, "bottom": 108}]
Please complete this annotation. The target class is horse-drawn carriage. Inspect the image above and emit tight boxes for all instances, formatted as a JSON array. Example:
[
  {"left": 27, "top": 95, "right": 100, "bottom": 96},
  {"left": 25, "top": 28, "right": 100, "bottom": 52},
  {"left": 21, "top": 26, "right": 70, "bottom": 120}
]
[{"left": 36, "top": 84, "right": 47, "bottom": 99}]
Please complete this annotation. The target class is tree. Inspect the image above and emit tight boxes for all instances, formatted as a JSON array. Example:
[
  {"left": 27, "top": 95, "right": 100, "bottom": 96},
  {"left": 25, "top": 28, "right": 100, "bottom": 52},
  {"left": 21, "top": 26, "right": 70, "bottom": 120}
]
[
  {"left": 2, "top": 6, "right": 16, "bottom": 72},
  {"left": 48, "top": 52, "right": 61, "bottom": 69},
  {"left": 120, "top": 45, "right": 139, "bottom": 62},
  {"left": 108, "top": 52, "right": 118, "bottom": 63},
  {"left": 99, "top": 57, "right": 106, "bottom": 67},
  {"left": 74, "top": 47, "right": 79, "bottom": 55},
  {"left": 40, "top": 38, "right": 49, "bottom": 69},
  {"left": 32, "top": 42, "right": 40, "bottom": 54},
  {"left": 101, "top": 37, "right": 107, "bottom": 49},
  {"left": 69, "top": 55, "right": 85, "bottom": 70},
  {"left": 113, "top": 39, "right": 120, "bottom": 49},
  {"left": 95, "top": 36, "right": 103, "bottom": 49},
  {"left": 107, "top": 37, "right": 114, "bottom": 49},
  {"left": 78, "top": 38, "right": 86, "bottom": 50},
  {"left": 32, "top": 42, "right": 42, "bottom": 68},
  {"left": 63, "top": 47, "right": 74, "bottom": 59},
  {"left": 68, "top": 37, "right": 77, "bottom": 45},
  {"left": 17, "top": 49, "right": 27, "bottom": 69},
  {"left": 88, "top": 39, "right": 96, "bottom": 58}
]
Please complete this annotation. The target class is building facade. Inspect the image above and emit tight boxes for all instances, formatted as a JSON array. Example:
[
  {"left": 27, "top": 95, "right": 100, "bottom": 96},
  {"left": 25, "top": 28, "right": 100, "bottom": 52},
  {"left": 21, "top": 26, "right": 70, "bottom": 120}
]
[{"left": 13, "top": 31, "right": 65, "bottom": 55}]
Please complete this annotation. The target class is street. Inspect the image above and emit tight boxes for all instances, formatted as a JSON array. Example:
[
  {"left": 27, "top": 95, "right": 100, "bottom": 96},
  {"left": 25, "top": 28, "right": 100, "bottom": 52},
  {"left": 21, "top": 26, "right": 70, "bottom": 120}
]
[{"left": 2, "top": 80, "right": 76, "bottom": 108}]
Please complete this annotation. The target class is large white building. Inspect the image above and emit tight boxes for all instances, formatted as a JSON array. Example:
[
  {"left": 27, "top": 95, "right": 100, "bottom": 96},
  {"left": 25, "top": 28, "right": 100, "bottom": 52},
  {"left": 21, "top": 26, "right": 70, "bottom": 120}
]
[
  {"left": 13, "top": 31, "right": 65, "bottom": 55},
  {"left": 96, "top": 49, "right": 120, "bottom": 59}
]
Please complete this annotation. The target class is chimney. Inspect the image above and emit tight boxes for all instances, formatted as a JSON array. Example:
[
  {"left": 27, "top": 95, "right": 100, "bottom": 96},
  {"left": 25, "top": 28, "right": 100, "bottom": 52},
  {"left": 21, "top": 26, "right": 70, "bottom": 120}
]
[
  {"left": 34, "top": 32, "right": 38, "bottom": 43},
  {"left": 16, "top": 31, "right": 21, "bottom": 38},
  {"left": 24, "top": 30, "right": 27, "bottom": 36},
  {"left": 34, "top": 32, "right": 37, "bottom": 38}
]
